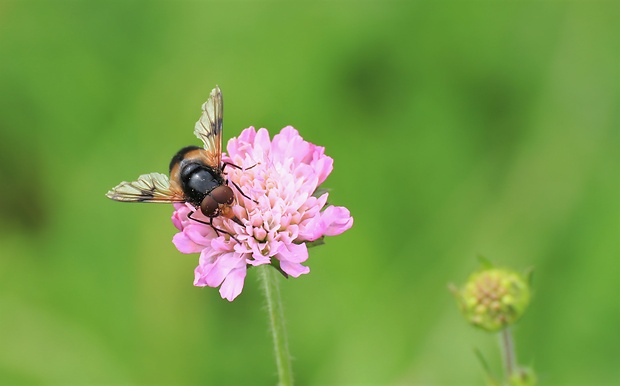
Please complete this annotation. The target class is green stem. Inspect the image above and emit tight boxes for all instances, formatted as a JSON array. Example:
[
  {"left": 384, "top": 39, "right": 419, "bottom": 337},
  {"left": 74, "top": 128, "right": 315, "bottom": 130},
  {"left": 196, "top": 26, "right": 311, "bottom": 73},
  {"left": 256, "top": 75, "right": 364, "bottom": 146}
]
[
  {"left": 257, "top": 264, "right": 294, "bottom": 386},
  {"left": 500, "top": 327, "right": 516, "bottom": 380}
]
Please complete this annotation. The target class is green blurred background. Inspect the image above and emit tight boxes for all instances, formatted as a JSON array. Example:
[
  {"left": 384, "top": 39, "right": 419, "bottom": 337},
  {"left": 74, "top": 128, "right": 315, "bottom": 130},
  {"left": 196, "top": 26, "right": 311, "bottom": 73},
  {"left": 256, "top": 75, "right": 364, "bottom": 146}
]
[{"left": 0, "top": 1, "right": 617, "bottom": 385}]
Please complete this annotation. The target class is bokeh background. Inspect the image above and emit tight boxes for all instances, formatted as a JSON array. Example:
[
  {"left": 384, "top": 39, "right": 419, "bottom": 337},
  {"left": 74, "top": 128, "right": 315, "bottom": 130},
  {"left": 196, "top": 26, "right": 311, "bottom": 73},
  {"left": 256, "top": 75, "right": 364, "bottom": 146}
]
[{"left": 0, "top": 1, "right": 618, "bottom": 385}]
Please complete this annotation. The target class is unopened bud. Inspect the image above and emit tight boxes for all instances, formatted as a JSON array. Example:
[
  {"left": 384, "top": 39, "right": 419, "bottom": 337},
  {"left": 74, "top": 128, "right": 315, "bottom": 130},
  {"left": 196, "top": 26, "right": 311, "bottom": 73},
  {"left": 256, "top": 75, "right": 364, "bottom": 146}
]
[
  {"left": 509, "top": 366, "right": 537, "bottom": 386},
  {"left": 453, "top": 268, "right": 531, "bottom": 332}
]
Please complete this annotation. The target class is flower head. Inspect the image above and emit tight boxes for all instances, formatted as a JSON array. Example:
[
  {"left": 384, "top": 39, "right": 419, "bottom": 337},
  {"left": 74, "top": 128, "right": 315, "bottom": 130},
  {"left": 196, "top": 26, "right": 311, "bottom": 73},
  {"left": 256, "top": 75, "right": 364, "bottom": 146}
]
[
  {"left": 172, "top": 126, "right": 353, "bottom": 301},
  {"left": 452, "top": 267, "right": 531, "bottom": 332}
]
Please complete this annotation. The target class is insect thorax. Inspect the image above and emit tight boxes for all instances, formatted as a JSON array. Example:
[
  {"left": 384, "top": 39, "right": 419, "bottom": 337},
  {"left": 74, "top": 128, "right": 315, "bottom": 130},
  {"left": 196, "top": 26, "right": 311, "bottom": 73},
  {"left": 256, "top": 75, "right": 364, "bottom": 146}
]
[{"left": 179, "top": 162, "right": 224, "bottom": 207}]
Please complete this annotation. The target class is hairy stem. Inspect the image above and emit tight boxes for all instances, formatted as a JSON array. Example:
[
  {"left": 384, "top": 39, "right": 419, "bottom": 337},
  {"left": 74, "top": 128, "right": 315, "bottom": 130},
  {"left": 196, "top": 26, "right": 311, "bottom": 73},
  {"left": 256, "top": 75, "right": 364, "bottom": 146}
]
[
  {"left": 257, "top": 264, "right": 293, "bottom": 386},
  {"left": 500, "top": 327, "right": 517, "bottom": 379}
]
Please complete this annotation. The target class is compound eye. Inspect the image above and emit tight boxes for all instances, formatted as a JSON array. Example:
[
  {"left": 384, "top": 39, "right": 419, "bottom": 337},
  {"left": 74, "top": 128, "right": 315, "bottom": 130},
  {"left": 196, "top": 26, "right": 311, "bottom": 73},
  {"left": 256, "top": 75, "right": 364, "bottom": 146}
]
[
  {"left": 200, "top": 196, "right": 219, "bottom": 218},
  {"left": 211, "top": 186, "right": 235, "bottom": 205}
]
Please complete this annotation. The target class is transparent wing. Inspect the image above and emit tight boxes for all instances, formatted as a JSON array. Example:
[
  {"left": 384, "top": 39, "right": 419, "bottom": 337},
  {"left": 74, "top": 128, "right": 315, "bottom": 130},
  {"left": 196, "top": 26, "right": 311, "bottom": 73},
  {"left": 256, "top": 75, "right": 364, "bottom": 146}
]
[
  {"left": 106, "top": 172, "right": 185, "bottom": 203},
  {"left": 193, "top": 86, "right": 223, "bottom": 167}
]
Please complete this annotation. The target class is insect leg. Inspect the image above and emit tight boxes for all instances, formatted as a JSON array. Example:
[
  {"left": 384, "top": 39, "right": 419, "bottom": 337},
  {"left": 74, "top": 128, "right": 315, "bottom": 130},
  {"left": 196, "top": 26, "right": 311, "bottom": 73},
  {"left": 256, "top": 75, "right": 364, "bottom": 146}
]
[
  {"left": 188, "top": 211, "right": 210, "bottom": 225},
  {"left": 188, "top": 211, "right": 240, "bottom": 243},
  {"left": 221, "top": 162, "right": 259, "bottom": 203},
  {"left": 229, "top": 180, "right": 258, "bottom": 203}
]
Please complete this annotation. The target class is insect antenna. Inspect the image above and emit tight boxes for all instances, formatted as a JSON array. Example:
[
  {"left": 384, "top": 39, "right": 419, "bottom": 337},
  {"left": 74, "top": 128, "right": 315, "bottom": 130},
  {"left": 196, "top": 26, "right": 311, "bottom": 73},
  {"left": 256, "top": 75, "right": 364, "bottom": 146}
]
[
  {"left": 221, "top": 162, "right": 259, "bottom": 203},
  {"left": 222, "top": 161, "right": 258, "bottom": 172}
]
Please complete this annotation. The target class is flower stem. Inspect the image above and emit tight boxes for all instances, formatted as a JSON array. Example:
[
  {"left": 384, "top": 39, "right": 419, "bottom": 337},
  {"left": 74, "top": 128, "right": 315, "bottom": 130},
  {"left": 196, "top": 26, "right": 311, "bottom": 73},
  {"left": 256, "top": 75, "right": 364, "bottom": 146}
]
[
  {"left": 499, "top": 327, "right": 516, "bottom": 379},
  {"left": 257, "top": 264, "right": 294, "bottom": 386}
]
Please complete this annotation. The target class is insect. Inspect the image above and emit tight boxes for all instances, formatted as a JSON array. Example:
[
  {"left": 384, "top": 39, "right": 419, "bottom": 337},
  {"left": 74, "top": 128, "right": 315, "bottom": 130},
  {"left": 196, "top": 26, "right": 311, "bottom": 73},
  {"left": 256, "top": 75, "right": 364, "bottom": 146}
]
[{"left": 106, "top": 86, "right": 252, "bottom": 236}]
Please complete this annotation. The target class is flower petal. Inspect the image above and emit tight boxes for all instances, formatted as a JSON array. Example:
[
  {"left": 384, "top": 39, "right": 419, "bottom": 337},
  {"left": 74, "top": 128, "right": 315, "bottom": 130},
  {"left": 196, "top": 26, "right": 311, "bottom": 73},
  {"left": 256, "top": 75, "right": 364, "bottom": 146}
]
[
  {"left": 227, "top": 126, "right": 256, "bottom": 159},
  {"left": 280, "top": 261, "right": 310, "bottom": 277},
  {"left": 219, "top": 266, "right": 247, "bottom": 301},
  {"left": 272, "top": 126, "right": 312, "bottom": 165},
  {"left": 321, "top": 206, "right": 354, "bottom": 236},
  {"left": 312, "top": 154, "right": 333, "bottom": 186},
  {"left": 270, "top": 242, "right": 311, "bottom": 277},
  {"left": 204, "top": 252, "right": 246, "bottom": 288},
  {"left": 172, "top": 232, "right": 204, "bottom": 254}
]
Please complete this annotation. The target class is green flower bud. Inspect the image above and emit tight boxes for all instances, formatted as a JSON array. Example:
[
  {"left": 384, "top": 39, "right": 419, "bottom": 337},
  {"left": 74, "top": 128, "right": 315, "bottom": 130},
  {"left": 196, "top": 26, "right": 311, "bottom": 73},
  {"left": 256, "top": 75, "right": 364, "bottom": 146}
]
[
  {"left": 509, "top": 366, "right": 537, "bottom": 386},
  {"left": 453, "top": 268, "right": 531, "bottom": 332}
]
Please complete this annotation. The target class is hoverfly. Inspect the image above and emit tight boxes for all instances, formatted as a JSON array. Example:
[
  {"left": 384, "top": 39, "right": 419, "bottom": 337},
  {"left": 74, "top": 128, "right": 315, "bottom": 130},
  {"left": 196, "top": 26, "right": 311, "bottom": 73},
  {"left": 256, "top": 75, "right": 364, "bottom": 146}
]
[{"left": 106, "top": 86, "right": 252, "bottom": 236}]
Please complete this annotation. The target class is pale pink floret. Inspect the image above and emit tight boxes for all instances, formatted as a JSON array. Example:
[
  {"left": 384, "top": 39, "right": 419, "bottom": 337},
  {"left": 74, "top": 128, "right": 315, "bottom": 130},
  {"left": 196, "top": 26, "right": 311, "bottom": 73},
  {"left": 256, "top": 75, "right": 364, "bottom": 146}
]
[{"left": 172, "top": 126, "right": 353, "bottom": 301}]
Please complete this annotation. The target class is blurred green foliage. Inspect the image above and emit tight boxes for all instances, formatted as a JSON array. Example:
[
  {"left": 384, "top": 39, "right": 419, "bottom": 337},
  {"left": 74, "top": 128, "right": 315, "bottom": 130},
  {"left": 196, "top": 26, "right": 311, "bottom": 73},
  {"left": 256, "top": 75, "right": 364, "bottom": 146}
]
[{"left": 0, "top": 1, "right": 617, "bottom": 385}]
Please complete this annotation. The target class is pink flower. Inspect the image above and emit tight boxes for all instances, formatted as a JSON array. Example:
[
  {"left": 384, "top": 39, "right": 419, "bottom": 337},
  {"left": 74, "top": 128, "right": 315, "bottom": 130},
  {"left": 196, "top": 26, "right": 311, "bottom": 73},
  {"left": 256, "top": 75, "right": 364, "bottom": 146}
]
[{"left": 172, "top": 126, "right": 353, "bottom": 301}]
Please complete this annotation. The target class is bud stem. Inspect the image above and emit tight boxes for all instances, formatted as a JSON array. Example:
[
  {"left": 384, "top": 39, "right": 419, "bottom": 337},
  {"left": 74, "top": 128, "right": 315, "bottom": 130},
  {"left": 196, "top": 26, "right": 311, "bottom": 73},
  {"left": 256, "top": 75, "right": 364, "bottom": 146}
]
[
  {"left": 500, "top": 327, "right": 517, "bottom": 378},
  {"left": 257, "top": 264, "right": 294, "bottom": 386}
]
